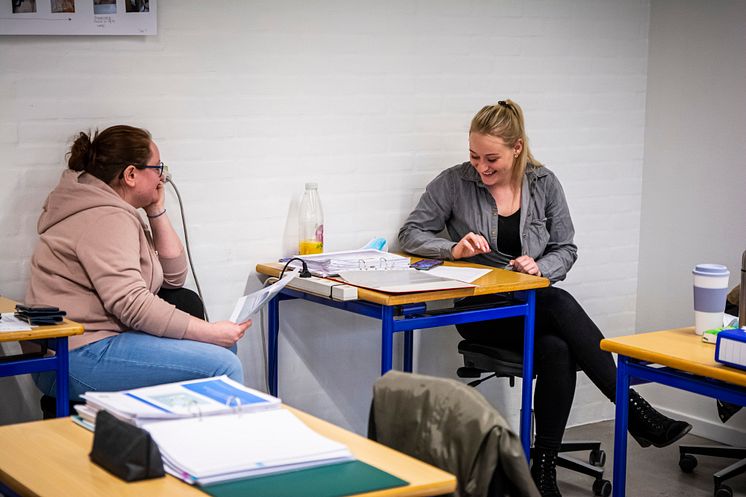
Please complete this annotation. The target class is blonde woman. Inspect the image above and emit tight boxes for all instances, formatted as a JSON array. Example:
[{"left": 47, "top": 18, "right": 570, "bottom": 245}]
[{"left": 399, "top": 100, "right": 691, "bottom": 497}]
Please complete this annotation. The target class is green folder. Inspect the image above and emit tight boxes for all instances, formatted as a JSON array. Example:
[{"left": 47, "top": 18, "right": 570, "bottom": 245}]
[{"left": 201, "top": 460, "right": 408, "bottom": 497}]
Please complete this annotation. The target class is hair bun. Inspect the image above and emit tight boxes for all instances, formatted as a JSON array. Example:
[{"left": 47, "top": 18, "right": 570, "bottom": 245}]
[{"left": 67, "top": 132, "right": 93, "bottom": 172}]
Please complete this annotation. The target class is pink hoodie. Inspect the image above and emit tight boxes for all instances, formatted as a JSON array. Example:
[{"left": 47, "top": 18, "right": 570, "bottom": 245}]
[{"left": 26, "top": 170, "right": 191, "bottom": 349}]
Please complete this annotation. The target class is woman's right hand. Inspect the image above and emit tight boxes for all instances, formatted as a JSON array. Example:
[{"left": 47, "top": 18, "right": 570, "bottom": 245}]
[
  {"left": 186, "top": 318, "right": 252, "bottom": 347},
  {"left": 451, "top": 232, "right": 491, "bottom": 259}
]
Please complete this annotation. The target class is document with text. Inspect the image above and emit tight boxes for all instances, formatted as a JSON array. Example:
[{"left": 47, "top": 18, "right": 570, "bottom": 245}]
[{"left": 230, "top": 272, "right": 296, "bottom": 323}]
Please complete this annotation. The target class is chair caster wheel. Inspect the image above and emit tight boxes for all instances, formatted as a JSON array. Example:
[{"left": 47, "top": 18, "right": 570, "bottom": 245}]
[
  {"left": 679, "top": 453, "right": 697, "bottom": 473},
  {"left": 715, "top": 484, "right": 733, "bottom": 497},
  {"left": 593, "top": 478, "right": 612, "bottom": 497},
  {"left": 589, "top": 448, "right": 606, "bottom": 467}
]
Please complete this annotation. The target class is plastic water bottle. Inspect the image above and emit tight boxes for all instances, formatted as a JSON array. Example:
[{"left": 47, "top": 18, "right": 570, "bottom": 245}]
[{"left": 298, "top": 182, "right": 324, "bottom": 255}]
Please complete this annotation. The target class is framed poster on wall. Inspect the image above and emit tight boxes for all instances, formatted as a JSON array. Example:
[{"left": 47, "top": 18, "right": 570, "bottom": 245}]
[{"left": 0, "top": 0, "right": 157, "bottom": 35}]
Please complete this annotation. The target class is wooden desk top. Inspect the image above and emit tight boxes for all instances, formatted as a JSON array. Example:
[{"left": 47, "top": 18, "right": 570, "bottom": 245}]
[
  {"left": 601, "top": 327, "right": 746, "bottom": 387},
  {"left": 0, "top": 296, "right": 84, "bottom": 343},
  {"left": 0, "top": 407, "right": 456, "bottom": 497},
  {"left": 256, "top": 258, "right": 549, "bottom": 306}
]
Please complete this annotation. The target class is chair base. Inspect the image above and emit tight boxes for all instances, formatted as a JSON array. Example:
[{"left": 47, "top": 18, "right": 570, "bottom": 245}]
[
  {"left": 679, "top": 445, "right": 746, "bottom": 497},
  {"left": 458, "top": 340, "right": 612, "bottom": 496}
]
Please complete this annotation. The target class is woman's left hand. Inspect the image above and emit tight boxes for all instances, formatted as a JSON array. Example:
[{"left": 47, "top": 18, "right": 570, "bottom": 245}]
[
  {"left": 144, "top": 181, "right": 166, "bottom": 217},
  {"left": 509, "top": 255, "right": 542, "bottom": 276}
]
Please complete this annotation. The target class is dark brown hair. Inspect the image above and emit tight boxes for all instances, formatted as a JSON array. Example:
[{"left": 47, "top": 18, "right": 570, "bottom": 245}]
[{"left": 67, "top": 125, "right": 152, "bottom": 184}]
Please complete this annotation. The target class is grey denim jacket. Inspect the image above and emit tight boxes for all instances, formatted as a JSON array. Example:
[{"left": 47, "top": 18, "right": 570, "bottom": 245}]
[{"left": 398, "top": 162, "right": 577, "bottom": 283}]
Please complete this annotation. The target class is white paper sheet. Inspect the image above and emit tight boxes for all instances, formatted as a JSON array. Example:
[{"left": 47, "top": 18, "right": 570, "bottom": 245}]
[
  {"left": 0, "top": 313, "right": 32, "bottom": 332},
  {"left": 337, "top": 269, "right": 475, "bottom": 293},
  {"left": 427, "top": 266, "right": 492, "bottom": 283},
  {"left": 229, "top": 272, "right": 296, "bottom": 323}
]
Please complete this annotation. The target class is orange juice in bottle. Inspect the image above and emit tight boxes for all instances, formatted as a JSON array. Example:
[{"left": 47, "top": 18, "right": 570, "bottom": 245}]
[{"left": 298, "top": 183, "right": 323, "bottom": 255}]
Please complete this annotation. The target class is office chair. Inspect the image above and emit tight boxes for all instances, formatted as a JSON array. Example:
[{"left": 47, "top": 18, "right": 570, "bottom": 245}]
[
  {"left": 369, "top": 370, "right": 540, "bottom": 497},
  {"left": 678, "top": 265, "right": 745, "bottom": 497},
  {"left": 679, "top": 439, "right": 746, "bottom": 497},
  {"left": 457, "top": 340, "right": 612, "bottom": 497}
]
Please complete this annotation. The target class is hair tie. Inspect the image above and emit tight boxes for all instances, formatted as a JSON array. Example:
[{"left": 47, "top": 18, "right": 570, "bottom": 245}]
[{"left": 498, "top": 100, "right": 508, "bottom": 107}]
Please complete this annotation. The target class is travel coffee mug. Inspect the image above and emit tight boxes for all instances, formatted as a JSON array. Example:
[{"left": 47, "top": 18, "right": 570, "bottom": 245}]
[{"left": 693, "top": 264, "right": 730, "bottom": 335}]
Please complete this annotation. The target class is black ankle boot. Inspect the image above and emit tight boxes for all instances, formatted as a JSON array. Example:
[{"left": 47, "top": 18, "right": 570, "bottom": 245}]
[
  {"left": 531, "top": 448, "right": 562, "bottom": 497},
  {"left": 628, "top": 389, "right": 692, "bottom": 448}
]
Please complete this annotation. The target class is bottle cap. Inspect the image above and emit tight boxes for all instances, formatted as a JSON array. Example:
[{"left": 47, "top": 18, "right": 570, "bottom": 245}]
[{"left": 305, "top": 182, "right": 318, "bottom": 189}]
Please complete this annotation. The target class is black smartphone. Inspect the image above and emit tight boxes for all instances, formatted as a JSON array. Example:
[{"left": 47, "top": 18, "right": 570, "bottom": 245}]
[
  {"left": 410, "top": 259, "right": 443, "bottom": 271},
  {"left": 15, "top": 304, "right": 60, "bottom": 313}
]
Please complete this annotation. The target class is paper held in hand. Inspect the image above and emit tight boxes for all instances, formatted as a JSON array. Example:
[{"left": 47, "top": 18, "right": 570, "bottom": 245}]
[{"left": 230, "top": 271, "right": 296, "bottom": 323}]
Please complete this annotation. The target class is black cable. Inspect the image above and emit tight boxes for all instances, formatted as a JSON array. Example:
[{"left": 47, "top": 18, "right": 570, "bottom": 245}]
[{"left": 280, "top": 257, "right": 312, "bottom": 279}]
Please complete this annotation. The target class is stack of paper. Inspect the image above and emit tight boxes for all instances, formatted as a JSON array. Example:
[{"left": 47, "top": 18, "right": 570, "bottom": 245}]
[
  {"left": 147, "top": 409, "right": 353, "bottom": 485},
  {"left": 79, "top": 376, "right": 280, "bottom": 426},
  {"left": 287, "top": 249, "right": 410, "bottom": 276}
]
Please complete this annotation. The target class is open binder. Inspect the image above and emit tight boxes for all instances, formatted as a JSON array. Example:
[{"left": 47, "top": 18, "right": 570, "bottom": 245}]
[
  {"left": 285, "top": 249, "right": 411, "bottom": 276},
  {"left": 76, "top": 376, "right": 356, "bottom": 486},
  {"left": 80, "top": 376, "right": 280, "bottom": 425},
  {"left": 145, "top": 409, "right": 354, "bottom": 485}
]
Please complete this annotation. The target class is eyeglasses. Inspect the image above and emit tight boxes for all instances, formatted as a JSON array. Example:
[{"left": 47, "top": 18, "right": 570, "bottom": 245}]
[{"left": 136, "top": 161, "right": 166, "bottom": 177}]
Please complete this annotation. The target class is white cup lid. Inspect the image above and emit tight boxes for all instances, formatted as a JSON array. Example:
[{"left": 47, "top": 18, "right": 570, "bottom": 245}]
[{"left": 693, "top": 264, "right": 729, "bottom": 276}]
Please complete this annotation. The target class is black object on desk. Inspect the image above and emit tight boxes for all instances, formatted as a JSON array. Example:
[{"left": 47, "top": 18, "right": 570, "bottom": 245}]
[
  {"left": 89, "top": 410, "right": 165, "bottom": 482},
  {"left": 14, "top": 303, "right": 66, "bottom": 325}
]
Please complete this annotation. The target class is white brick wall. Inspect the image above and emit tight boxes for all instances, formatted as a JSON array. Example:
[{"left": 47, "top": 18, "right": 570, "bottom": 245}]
[{"left": 0, "top": 0, "right": 650, "bottom": 431}]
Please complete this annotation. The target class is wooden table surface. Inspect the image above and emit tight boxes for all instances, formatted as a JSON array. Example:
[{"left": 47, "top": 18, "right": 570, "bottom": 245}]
[
  {"left": 0, "top": 407, "right": 456, "bottom": 497},
  {"left": 601, "top": 327, "right": 746, "bottom": 387},
  {"left": 0, "top": 296, "right": 84, "bottom": 343},
  {"left": 256, "top": 258, "right": 549, "bottom": 306}
]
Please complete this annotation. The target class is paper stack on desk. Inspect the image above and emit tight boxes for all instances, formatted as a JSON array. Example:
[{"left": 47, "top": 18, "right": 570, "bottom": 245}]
[
  {"left": 79, "top": 376, "right": 280, "bottom": 425},
  {"left": 287, "top": 249, "right": 410, "bottom": 276},
  {"left": 76, "top": 376, "right": 354, "bottom": 485},
  {"left": 146, "top": 408, "right": 353, "bottom": 485}
]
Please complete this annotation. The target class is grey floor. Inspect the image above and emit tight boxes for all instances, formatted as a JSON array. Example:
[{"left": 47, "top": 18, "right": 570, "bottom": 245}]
[{"left": 558, "top": 420, "right": 745, "bottom": 497}]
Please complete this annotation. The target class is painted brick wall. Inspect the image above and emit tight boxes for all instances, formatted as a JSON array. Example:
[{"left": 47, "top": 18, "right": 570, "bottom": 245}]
[{"left": 0, "top": 0, "right": 650, "bottom": 431}]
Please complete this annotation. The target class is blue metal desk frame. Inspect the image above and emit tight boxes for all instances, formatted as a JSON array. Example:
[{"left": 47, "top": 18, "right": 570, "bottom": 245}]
[
  {"left": 612, "top": 356, "right": 746, "bottom": 497},
  {"left": 0, "top": 338, "right": 71, "bottom": 417},
  {"left": 267, "top": 287, "right": 537, "bottom": 458}
]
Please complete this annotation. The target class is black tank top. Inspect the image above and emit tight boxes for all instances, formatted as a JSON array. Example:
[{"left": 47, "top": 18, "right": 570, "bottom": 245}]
[{"left": 497, "top": 208, "right": 521, "bottom": 258}]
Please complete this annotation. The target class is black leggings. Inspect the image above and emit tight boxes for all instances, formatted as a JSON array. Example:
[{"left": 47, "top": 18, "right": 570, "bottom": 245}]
[{"left": 456, "top": 286, "right": 617, "bottom": 451}]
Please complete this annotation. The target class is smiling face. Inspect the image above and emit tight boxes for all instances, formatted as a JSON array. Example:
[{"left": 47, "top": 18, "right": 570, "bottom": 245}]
[{"left": 468, "top": 132, "right": 522, "bottom": 187}]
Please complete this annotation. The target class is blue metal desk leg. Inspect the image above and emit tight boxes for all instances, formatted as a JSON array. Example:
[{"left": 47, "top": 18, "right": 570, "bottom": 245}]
[
  {"left": 268, "top": 296, "right": 280, "bottom": 396},
  {"left": 380, "top": 306, "right": 395, "bottom": 374},
  {"left": 520, "top": 290, "right": 536, "bottom": 461},
  {"left": 55, "top": 337, "right": 70, "bottom": 417},
  {"left": 403, "top": 330, "right": 413, "bottom": 372},
  {"left": 612, "top": 355, "right": 631, "bottom": 497}
]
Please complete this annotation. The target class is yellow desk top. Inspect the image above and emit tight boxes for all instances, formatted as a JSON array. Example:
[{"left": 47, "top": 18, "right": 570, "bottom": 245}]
[
  {"left": 0, "top": 296, "right": 84, "bottom": 343},
  {"left": 256, "top": 257, "right": 549, "bottom": 306},
  {"left": 0, "top": 408, "right": 456, "bottom": 497},
  {"left": 601, "top": 327, "right": 746, "bottom": 387}
]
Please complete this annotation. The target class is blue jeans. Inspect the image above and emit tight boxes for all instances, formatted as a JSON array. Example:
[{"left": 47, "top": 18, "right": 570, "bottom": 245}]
[{"left": 34, "top": 331, "right": 243, "bottom": 401}]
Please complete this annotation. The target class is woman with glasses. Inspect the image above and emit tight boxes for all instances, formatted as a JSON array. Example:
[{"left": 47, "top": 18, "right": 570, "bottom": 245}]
[
  {"left": 399, "top": 100, "right": 692, "bottom": 497},
  {"left": 26, "top": 125, "right": 250, "bottom": 404}
]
